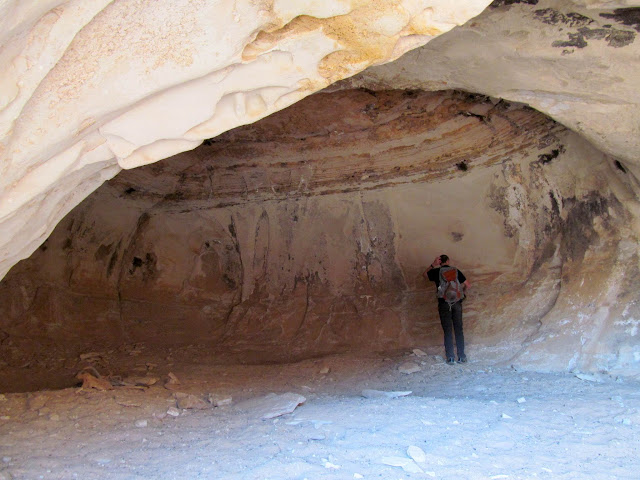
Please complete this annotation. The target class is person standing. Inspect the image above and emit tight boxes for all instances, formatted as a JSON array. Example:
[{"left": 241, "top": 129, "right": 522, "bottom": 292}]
[{"left": 423, "top": 254, "right": 470, "bottom": 364}]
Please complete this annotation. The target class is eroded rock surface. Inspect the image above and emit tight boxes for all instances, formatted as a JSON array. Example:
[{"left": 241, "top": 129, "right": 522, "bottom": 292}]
[{"left": 348, "top": 0, "right": 640, "bottom": 180}]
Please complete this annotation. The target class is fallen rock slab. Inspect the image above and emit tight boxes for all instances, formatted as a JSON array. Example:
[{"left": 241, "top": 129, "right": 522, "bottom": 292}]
[
  {"left": 76, "top": 371, "right": 113, "bottom": 391},
  {"left": 175, "top": 392, "right": 209, "bottom": 410},
  {"left": 124, "top": 376, "right": 159, "bottom": 387},
  {"left": 398, "top": 362, "right": 421, "bottom": 374},
  {"left": 208, "top": 393, "right": 233, "bottom": 407},
  {"left": 361, "top": 390, "right": 412, "bottom": 399},
  {"left": 237, "top": 393, "right": 306, "bottom": 419},
  {"left": 164, "top": 372, "right": 181, "bottom": 390},
  {"left": 407, "top": 445, "right": 427, "bottom": 464},
  {"left": 381, "top": 456, "right": 424, "bottom": 473}
]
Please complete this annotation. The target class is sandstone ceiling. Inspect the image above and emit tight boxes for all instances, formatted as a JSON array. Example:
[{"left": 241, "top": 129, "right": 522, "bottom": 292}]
[
  {"left": 3, "top": 0, "right": 640, "bottom": 281},
  {"left": 348, "top": 1, "right": 640, "bottom": 170},
  {"left": 0, "top": 0, "right": 492, "bottom": 281}
]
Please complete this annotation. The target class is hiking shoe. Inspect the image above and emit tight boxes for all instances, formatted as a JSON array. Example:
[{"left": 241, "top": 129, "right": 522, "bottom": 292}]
[
  {"left": 446, "top": 357, "right": 456, "bottom": 365},
  {"left": 457, "top": 355, "right": 467, "bottom": 363}
]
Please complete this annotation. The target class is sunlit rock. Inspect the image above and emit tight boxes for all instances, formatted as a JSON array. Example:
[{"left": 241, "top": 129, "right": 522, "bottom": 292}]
[{"left": 0, "top": 0, "right": 491, "bottom": 280}]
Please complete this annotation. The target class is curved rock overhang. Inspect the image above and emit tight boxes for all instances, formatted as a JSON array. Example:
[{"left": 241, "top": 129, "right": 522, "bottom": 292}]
[{"left": 0, "top": 0, "right": 492, "bottom": 280}]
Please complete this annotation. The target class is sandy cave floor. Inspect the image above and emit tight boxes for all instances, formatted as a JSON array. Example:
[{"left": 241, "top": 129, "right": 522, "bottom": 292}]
[{"left": 1, "top": 345, "right": 640, "bottom": 480}]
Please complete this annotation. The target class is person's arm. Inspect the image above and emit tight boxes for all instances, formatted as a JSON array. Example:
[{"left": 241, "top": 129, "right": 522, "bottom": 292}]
[
  {"left": 458, "top": 270, "right": 470, "bottom": 293},
  {"left": 423, "top": 256, "right": 442, "bottom": 280}
]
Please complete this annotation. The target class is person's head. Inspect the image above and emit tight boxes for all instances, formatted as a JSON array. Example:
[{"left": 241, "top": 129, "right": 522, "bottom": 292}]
[{"left": 440, "top": 254, "right": 449, "bottom": 265}]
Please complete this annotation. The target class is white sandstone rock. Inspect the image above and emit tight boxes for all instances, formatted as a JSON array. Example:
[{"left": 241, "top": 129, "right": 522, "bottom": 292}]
[{"left": 0, "top": 0, "right": 491, "bottom": 280}]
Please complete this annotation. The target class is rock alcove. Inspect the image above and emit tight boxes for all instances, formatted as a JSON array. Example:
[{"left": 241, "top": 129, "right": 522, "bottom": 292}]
[
  {"left": 1, "top": 86, "right": 638, "bottom": 392},
  {"left": 3, "top": 3, "right": 640, "bottom": 478},
  {"left": 1, "top": 1, "right": 640, "bottom": 392}
]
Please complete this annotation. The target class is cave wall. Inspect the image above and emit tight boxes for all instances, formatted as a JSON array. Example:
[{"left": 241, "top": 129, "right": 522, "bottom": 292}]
[{"left": 1, "top": 90, "right": 638, "bottom": 375}]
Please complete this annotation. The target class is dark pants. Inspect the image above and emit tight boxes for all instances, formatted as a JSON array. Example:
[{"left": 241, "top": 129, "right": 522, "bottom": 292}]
[{"left": 438, "top": 300, "right": 464, "bottom": 360}]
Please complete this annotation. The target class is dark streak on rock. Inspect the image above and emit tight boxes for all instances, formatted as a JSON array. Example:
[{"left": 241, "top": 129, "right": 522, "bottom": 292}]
[
  {"left": 534, "top": 8, "right": 636, "bottom": 49},
  {"left": 607, "top": 28, "right": 636, "bottom": 47},
  {"left": 601, "top": 8, "right": 640, "bottom": 32},
  {"left": 535, "top": 8, "right": 593, "bottom": 28},
  {"left": 107, "top": 249, "right": 119, "bottom": 277},
  {"left": 538, "top": 146, "right": 565, "bottom": 164},
  {"left": 490, "top": 0, "right": 538, "bottom": 8},
  {"left": 551, "top": 26, "right": 635, "bottom": 49},
  {"left": 614, "top": 160, "right": 627, "bottom": 173},
  {"left": 549, "top": 191, "right": 560, "bottom": 216},
  {"left": 560, "top": 193, "right": 611, "bottom": 262},
  {"left": 456, "top": 161, "right": 468, "bottom": 171}
]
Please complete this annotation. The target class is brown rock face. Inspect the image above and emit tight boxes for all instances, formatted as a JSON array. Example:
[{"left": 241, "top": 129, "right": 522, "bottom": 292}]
[{"left": 1, "top": 89, "right": 639, "bottom": 388}]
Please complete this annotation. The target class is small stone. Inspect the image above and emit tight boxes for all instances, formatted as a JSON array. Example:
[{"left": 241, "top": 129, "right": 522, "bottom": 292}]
[
  {"left": 165, "top": 372, "right": 180, "bottom": 387},
  {"left": 381, "top": 456, "right": 423, "bottom": 473},
  {"left": 575, "top": 373, "right": 603, "bottom": 383},
  {"left": 398, "top": 362, "right": 421, "bottom": 374},
  {"left": 354, "top": 474, "right": 364, "bottom": 479},
  {"left": 0, "top": 394, "right": 7, "bottom": 402},
  {"left": 517, "top": 397, "right": 526, "bottom": 404},
  {"left": 166, "top": 407, "right": 180, "bottom": 417},
  {"left": 237, "top": 392, "right": 306, "bottom": 419},
  {"left": 135, "top": 419, "right": 148, "bottom": 428},
  {"left": 27, "top": 395, "right": 47, "bottom": 411},
  {"left": 208, "top": 393, "right": 233, "bottom": 407},
  {"left": 501, "top": 413, "right": 512, "bottom": 419},
  {"left": 319, "top": 367, "right": 330, "bottom": 374},
  {"left": 76, "top": 371, "right": 112, "bottom": 390},
  {"left": 413, "top": 348, "right": 428, "bottom": 357},
  {"left": 79, "top": 352, "right": 102, "bottom": 361},
  {"left": 49, "top": 414, "right": 60, "bottom": 421},
  {"left": 2, "top": 457, "right": 11, "bottom": 463},
  {"left": 615, "top": 416, "right": 632, "bottom": 425},
  {"left": 324, "top": 462, "right": 341, "bottom": 469},
  {"left": 124, "top": 376, "right": 158, "bottom": 387},
  {"left": 361, "top": 389, "right": 412, "bottom": 399},
  {"left": 175, "top": 392, "right": 209, "bottom": 410},
  {"left": 407, "top": 445, "right": 426, "bottom": 463}
]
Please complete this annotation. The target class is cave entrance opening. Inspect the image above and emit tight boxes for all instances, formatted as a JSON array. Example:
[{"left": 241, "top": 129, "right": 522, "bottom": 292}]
[{"left": 0, "top": 88, "right": 634, "bottom": 393}]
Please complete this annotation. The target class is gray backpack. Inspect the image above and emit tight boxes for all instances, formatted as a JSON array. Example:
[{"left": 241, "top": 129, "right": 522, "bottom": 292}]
[{"left": 437, "top": 266, "right": 463, "bottom": 306}]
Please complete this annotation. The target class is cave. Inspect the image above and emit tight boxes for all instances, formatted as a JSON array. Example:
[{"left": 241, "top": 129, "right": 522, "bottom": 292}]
[{"left": 1, "top": 1, "right": 640, "bottom": 478}]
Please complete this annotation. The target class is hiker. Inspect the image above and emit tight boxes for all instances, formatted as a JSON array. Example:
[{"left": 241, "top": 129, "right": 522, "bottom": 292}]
[{"left": 423, "top": 254, "right": 470, "bottom": 364}]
